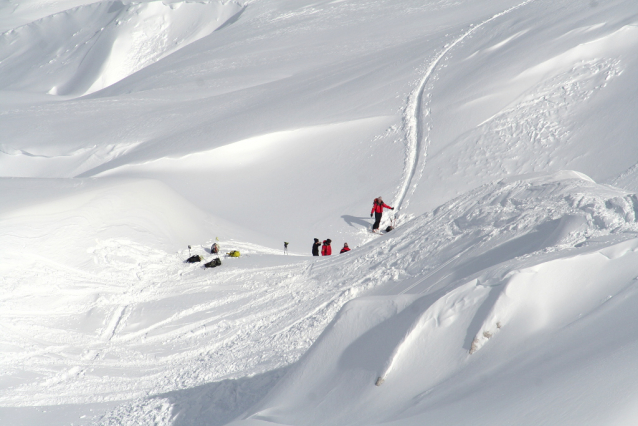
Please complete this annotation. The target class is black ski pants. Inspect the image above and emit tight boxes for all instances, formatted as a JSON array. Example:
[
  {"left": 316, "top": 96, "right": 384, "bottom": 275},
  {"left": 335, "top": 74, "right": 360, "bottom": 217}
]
[{"left": 373, "top": 212, "right": 383, "bottom": 230}]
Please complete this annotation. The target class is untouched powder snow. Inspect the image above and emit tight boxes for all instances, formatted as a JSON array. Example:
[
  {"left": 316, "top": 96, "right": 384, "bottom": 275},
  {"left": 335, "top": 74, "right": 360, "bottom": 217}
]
[{"left": 2, "top": 0, "right": 638, "bottom": 425}]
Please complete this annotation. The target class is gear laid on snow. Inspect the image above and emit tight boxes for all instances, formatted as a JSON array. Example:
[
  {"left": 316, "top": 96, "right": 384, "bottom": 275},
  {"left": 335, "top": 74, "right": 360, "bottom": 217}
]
[
  {"left": 204, "top": 258, "right": 222, "bottom": 268},
  {"left": 211, "top": 243, "right": 219, "bottom": 254},
  {"left": 227, "top": 250, "right": 240, "bottom": 257},
  {"left": 185, "top": 254, "right": 203, "bottom": 263}
]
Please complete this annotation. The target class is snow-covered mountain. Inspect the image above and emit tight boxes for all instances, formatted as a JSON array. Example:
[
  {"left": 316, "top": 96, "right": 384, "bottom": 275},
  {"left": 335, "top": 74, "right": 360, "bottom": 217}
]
[{"left": 2, "top": 0, "right": 638, "bottom": 425}]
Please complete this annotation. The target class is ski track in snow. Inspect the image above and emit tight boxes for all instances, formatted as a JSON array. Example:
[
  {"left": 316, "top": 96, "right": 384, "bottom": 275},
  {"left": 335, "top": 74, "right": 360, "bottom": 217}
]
[
  {"left": 396, "top": 0, "right": 538, "bottom": 214},
  {"left": 226, "top": 172, "right": 638, "bottom": 426},
  {"left": 3, "top": 1, "right": 638, "bottom": 424},
  {"left": 0, "top": 238, "right": 405, "bottom": 409}
]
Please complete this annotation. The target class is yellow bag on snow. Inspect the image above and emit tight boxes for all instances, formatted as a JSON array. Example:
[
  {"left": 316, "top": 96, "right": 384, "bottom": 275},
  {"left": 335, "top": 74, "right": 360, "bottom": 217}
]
[{"left": 227, "top": 250, "right": 240, "bottom": 257}]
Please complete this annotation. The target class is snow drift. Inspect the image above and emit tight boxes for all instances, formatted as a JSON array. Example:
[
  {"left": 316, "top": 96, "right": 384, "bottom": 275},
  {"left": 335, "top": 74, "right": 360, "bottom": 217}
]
[
  {"left": 236, "top": 171, "right": 638, "bottom": 426},
  {"left": 0, "top": 0, "right": 242, "bottom": 96},
  {"left": 2, "top": 0, "right": 638, "bottom": 424}
]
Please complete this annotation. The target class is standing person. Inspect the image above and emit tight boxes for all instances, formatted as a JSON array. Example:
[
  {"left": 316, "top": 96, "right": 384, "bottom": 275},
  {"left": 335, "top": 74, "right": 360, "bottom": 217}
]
[
  {"left": 371, "top": 196, "right": 394, "bottom": 232},
  {"left": 340, "top": 243, "right": 350, "bottom": 253},
  {"left": 312, "top": 238, "right": 321, "bottom": 256},
  {"left": 321, "top": 239, "right": 332, "bottom": 256}
]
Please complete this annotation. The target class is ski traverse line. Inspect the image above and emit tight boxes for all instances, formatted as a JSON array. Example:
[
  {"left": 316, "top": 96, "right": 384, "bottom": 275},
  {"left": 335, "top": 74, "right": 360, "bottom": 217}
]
[{"left": 394, "top": 0, "right": 538, "bottom": 215}]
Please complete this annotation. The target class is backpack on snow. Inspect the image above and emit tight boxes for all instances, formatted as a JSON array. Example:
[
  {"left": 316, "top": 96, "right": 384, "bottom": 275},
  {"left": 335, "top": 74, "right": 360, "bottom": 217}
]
[
  {"left": 185, "top": 254, "right": 203, "bottom": 263},
  {"left": 211, "top": 243, "right": 219, "bottom": 254},
  {"left": 227, "top": 250, "right": 240, "bottom": 257},
  {"left": 204, "top": 257, "right": 222, "bottom": 268},
  {"left": 385, "top": 225, "right": 394, "bottom": 232}
]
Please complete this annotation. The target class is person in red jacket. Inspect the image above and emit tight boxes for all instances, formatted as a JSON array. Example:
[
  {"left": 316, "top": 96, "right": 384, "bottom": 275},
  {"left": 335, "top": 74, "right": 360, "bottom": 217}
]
[
  {"left": 321, "top": 239, "right": 332, "bottom": 256},
  {"left": 371, "top": 196, "right": 394, "bottom": 232},
  {"left": 340, "top": 243, "right": 350, "bottom": 253}
]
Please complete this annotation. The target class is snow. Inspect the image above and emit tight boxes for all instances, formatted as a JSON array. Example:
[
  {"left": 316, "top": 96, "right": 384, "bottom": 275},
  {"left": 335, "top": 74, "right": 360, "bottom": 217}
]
[
  {"left": 0, "top": 1, "right": 243, "bottom": 96},
  {"left": 234, "top": 173, "right": 638, "bottom": 426},
  {"left": 2, "top": 0, "right": 638, "bottom": 425}
]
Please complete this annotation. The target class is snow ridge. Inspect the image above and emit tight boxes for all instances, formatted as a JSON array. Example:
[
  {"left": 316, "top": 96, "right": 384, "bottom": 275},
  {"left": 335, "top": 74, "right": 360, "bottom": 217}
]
[
  {"left": 0, "top": 0, "right": 243, "bottom": 96},
  {"left": 240, "top": 172, "right": 638, "bottom": 426}
]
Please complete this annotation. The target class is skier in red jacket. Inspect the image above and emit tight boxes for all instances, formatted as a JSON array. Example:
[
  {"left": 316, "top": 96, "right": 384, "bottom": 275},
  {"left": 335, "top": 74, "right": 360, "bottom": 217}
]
[
  {"left": 321, "top": 239, "right": 332, "bottom": 256},
  {"left": 340, "top": 243, "right": 350, "bottom": 253},
  {"left": 371, "top": 196, "right": 394, "bottom": 232}
]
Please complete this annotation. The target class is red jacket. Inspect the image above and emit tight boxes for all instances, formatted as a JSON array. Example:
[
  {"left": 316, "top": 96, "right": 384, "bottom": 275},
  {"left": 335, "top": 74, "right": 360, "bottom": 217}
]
[
  {"left": 371, "top": 199, "right": 392, "bottom": 214},
  {"left": 340, "top": 246, "right": 350, "bottom": 253},
  {"left": 321, "top": 241, "right": 332, "bottom": 256}
]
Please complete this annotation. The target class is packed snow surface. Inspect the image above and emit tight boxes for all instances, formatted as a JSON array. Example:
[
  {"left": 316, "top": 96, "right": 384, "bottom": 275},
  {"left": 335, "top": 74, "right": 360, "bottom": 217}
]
[{"left": 2, "top": 0, "right": 638, "bottom": 425}]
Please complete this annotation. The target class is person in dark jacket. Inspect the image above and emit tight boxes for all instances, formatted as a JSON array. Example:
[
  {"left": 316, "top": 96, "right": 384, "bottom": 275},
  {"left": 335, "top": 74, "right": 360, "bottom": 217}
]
[
  {"left": 312, "top": 238, "right": 321, "bottom": 256},
  {"left": 371, "top": 196, "right": 394, "bottom": 232},
  {"left": 340, "top": 243, "right": 350, "bottom": 253},
  {"left": 321, "top": 239, "right": 332, "bottom": 256}
]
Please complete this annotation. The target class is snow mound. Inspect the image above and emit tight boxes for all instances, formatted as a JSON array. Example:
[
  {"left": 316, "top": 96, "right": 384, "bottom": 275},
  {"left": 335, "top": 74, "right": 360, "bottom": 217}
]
[
  {"left": 236, "top": 171, "right": 638, "bottom": 426},
  {"left": 0, "top": 0, "right": 243, "bottom": 96},
  {"left": 3, "top": 171, "right": 638, "bottom": 424},
  {"left": 0, "top": 177, "right": 220, "bottom": 269}
]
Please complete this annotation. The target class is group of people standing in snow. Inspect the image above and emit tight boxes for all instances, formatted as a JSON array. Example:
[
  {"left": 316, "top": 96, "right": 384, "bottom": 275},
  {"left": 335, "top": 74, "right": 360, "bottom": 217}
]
[
  {"left": 312, "top": 238, "right": 350, "bottom": 256},
  {"left": 311, "top": 196, "right": 394, "bottom": 256}
]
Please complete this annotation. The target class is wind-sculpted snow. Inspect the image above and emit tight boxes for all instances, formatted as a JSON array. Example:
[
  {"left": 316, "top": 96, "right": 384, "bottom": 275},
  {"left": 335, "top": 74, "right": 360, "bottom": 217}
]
[
  {"left": 2, "top": 171, "right": 638, "bottom": 425},
  {"left": 407, "top": 9, "right": 638, "bottom": 214},
  {"left": 437, "top": 27, "right": 633, "bottom": 182},
  {"left": 237, "top": 172, "right": 638, "bottom": 426},
  {"left": 0, "top": 1, "right": 242, "bottom": 96},
  {"left": 2, "top": 0, "right": 638, "bottom": 424}
]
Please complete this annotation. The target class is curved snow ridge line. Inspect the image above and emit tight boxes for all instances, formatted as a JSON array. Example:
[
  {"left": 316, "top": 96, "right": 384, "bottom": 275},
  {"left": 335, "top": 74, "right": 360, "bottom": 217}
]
[
  {"left": 376, "top": 280, "right": 482, "bottom": 386},
  {"left": 395, "top": 0, "right": 538, "bottom": 213},
  {"left": 469, "top": 238, "right": 638, "bottom": 354},
  {"left": 0, "top": 1, "right": 244, "bottom": 96}
]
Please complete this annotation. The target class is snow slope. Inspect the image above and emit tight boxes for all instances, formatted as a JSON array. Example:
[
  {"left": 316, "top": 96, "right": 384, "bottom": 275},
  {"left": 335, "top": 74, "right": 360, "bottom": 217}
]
[
  {"left": 235, "top": 171, "right": 638, "bottom": 426},
  {"left": 2, "top": 0, "right": 638, "bottom": 425},
  {"left": 0, "top": 1, "right": 243, "bottom": 96}
]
